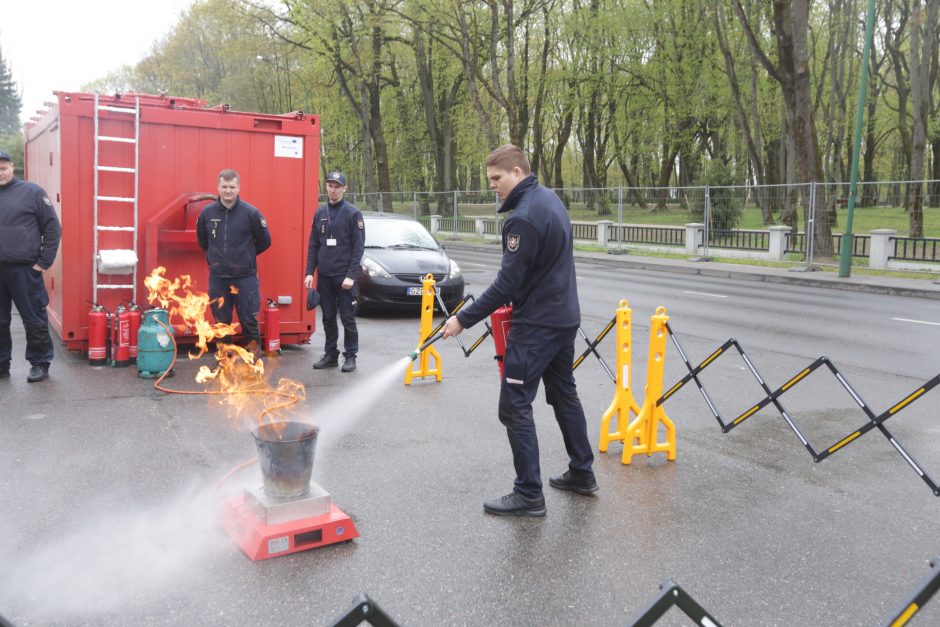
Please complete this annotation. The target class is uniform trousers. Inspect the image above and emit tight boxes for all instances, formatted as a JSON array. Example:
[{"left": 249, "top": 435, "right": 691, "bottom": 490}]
[
  {"left": 0, "top": 264, "right": 54, "bottom": 366},
  {"left": 498, "top": 324, "right": 594, "bottom": 499},
  {"left": 209, "top": 274, "right": 261, "bottom": 346},
  {"left": 317, "top": 274, "right": 358, "bottom": 358}
]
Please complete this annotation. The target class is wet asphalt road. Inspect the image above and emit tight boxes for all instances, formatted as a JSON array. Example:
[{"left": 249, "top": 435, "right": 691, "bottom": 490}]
[{"left": 1, "top": 249, "right": 939, "bottom": 626}]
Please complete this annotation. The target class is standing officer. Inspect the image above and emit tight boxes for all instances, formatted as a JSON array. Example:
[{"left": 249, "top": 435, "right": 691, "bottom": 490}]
[
  {"left": 442, "top": 144, "right": 596, "bottom": 517},
  {"left": 196, "top": 169, "right": 271, "bottom": 351},
  {"left": 304, "top": 170, "right": 364, "bottom": 373},
  {"left": 0, "top": 150, "right": 61, "bottom": 382}
]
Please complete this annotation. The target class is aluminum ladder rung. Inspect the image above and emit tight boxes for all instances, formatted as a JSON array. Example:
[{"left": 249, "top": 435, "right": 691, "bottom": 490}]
[
  {"left": 97, "top": 105, "right": 138, "bottom": 114},
  {"left": 96, "top": 226, "right": 136, "bottom": 232},
  {"left": 97, "top": 284, "right": 134, "bottom": 290},
  {"left": 97, "top": 135, "right": 136, "bottom": 144},
  {"left": 96, "top": 195, "right": 136, "bottom": 203},
  {"left": 97, "top": 166, "right": 136, "bottom": 173}
]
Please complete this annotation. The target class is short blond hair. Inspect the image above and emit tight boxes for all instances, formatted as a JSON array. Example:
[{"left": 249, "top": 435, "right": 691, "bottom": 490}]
[
  {"left": 485, "top": 144, "right": 531, "bottom": 174},
  {"left": 218, "top": 168, "right": 240, "bottom": 183}
]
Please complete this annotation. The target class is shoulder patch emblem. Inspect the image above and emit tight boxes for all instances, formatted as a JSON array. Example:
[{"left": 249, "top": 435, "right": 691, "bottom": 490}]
[
  {"left": 507, "top": 233, "right": 520, "bottom": 252},
  {"left": 358, "top": 219, "right": 364, "bottom": 230},
  {"left": 42, "top": 196, "right": 53, "bottom": 206},
  {"left": 260, "top": 218, "right": 268, "bottom": 228}
]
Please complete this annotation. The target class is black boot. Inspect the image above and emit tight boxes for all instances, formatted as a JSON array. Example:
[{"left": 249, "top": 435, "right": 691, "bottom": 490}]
[
  {"left": 341, "top": 356, "right": 357, "bottom": 372},
  {"left": 312, "top": 353, "right": 340, "bottom": 369},
  {"left": 483, "top": 492, "right": 546, "bottom": 517},
  {"left": 548, "top": 470, "right": 598, "bottom": 495},
  {"left": 0, "top": 361, "right": 9, "bottom": 379},
  {"left": 27, "top": 364, "right": 49, "bottom": 383}
]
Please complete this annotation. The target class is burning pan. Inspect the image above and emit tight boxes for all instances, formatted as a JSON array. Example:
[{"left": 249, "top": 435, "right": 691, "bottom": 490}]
[{"left": 252, "top": 421, "right": 320, "bottom": 498}]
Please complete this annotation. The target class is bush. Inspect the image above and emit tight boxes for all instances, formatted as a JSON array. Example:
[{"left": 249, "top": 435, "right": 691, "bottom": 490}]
[{"left": 700, "top": 162, "right": 742, "bottom": 231}]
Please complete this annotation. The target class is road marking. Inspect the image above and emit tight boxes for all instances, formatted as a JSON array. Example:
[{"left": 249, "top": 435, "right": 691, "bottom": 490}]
[
  {"left": 892, "top": 317, "right": 940, "bottom": 327},
  {"left": 683, "top": 290, "right": 728, "bottom": 298}
]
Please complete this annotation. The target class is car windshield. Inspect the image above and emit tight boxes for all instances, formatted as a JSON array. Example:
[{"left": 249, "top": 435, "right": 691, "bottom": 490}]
[{"left": 364, "top": 217, "right": 440, "bottom": 250}]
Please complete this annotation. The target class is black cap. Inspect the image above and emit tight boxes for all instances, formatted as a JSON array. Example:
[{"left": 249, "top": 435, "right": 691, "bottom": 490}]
[
  {"left": 0, "top": 150, "right": 11, "bottom": 162},
  {"left": 326, "top": 170, "right": 346, "bottom": 186},
  {"left": 306, "top": 288, "right": 320, "bottom": 310}
]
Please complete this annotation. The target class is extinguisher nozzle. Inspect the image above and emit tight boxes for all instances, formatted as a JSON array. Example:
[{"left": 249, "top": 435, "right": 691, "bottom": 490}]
[{"left": 410, "top": 330, "right": 445, "bottom": 360}]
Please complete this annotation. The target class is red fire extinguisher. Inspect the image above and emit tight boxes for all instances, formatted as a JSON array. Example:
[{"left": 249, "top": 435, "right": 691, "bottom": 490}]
[
  {"left": 111, "top": 304, "right": 132, "bottom": 367},
  {"left": 126, "top": 302, "right": 142, "bottom": 363},
  {"left": 489, "top": 304, "right": 513, "bottom": 379},
  {"left": 264, "top": 299, "right": 281, "bottom": 356},
  {"left": 87, "top": 303, "right": 109, "bottom": 366}
]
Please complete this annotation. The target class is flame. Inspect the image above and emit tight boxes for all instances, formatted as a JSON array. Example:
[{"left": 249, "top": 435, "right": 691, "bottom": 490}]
[
  {"left": 144, "top": 266, "right": 236, "bottom": 357},
  {"left": 144, "top": 267, "right": 305, "bottom": 430}
]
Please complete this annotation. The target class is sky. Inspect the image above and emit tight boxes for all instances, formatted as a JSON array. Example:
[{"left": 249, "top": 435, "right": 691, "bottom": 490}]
[{"left": 3, "top": 0, "right": 196, "bottom": 124}]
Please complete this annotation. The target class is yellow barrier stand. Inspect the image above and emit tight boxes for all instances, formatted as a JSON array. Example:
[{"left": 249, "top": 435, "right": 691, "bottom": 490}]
[
  {"left": 599, "top": 299, "right": 642, "bottom": 452},
  {"left": 622, "top": 306, "right": 676, "bottom": 464},
  {"left": 404, "top": 273, "right": 442, "bottom": 384}
]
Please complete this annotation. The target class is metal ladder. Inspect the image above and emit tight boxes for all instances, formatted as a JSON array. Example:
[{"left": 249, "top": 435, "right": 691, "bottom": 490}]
[{"left": 92, "top": 93, "right": 140, "bottom": 303}]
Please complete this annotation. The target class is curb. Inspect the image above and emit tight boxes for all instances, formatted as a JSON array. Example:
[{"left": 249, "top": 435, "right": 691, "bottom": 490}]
[{"left": 442, "top": 240, "right": 940, "bottom": 301}]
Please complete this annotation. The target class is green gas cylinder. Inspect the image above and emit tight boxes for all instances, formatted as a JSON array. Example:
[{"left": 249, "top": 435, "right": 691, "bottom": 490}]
[{"left": 137, "top": 308, "right": 175, "bottom": 379}]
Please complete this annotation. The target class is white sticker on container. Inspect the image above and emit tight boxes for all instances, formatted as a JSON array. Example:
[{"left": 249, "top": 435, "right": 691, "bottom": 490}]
[
  {"left": 157, "top": 332, "right": 170, "bottom": 347},
  {"left": 274, "top": 135, "right": 303, "bottom": 159},
  {"left": 268, "top": 536, "right": 290, "bottom": 554}
]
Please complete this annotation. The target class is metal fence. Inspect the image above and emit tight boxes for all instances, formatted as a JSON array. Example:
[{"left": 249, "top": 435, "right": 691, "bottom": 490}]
[{"left": 320, "top": 179, "right": 940, "bottom": 273}]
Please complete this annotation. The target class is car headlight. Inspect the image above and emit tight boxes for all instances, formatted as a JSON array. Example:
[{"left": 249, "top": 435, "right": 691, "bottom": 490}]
[
  {"left": 448, "top": 259, "right": 462, "bottom": 280},
  {"left": 361, "top": 257, "right": 391, "bottom": 278}
]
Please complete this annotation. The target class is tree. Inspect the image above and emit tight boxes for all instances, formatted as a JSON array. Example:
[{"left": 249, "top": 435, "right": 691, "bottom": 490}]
[
  {"left": 0, "top": 44, "right": 22, "bottom": 134},
  {"left": 905, "top": 0, "right": 939, "bottom": 236}
]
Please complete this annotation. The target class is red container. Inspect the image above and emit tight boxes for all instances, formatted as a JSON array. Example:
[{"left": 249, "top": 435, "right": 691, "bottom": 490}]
[
  {"left": 489, "top": 305, "right": 513, "bottom": 380},
  {"left": 23, "top": 92, "right": 319, "bottom": 352}
]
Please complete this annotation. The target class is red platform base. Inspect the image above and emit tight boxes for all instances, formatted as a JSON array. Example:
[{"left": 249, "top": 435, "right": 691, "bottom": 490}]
[{"left": 220, "top": 494, "right": 359, "bottom": 561}]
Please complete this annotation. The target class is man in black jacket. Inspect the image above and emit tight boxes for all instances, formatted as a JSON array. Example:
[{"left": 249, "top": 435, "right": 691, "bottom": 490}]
[
  {"left": 196, "top": 169, "right": 271, "bottom": 350},
  {"left": 304, "top": 170, "right": 365, "bottom": 373},
  {"left": 0, "top": 150, "right": 62, "bottom": 382},
  {"left": 442, "top": 145, "right": 596, "bottom": 517}
]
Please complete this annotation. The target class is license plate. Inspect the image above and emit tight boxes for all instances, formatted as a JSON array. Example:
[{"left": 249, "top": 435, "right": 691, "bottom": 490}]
[{"left": 406, "top": 286, "right": 439, "bottom": 296}]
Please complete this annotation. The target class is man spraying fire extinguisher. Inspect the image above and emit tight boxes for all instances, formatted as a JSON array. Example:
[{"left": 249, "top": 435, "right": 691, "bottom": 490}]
[
  {"left": 196, "top": 168, "right": 271, "bottom": 352},
  {"left": 441, "top": 144, "right": 597, "bottom": 518}
]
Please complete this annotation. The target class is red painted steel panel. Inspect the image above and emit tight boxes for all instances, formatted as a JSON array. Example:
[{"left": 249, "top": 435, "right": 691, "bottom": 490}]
[{"left": 24, "top": 92, "right": 319, "bottom": 351}]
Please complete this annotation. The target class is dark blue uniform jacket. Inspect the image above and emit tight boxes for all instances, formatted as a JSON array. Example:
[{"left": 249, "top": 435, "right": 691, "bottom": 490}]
[
  {"left": 0, "top": 178, "right": 61, "bottom": 269},
  {"left": 196, "top": 197, "right": 271, "bottom": 278},
  {"left": 456, "top": 175, "right": 580, "bottom": 330},
  {"left": 305, "top": 199, "right": 365, "bottom": 279}
]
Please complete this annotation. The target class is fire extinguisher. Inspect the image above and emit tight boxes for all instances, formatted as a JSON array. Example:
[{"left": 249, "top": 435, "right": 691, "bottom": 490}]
[
  {"left": 111, "top": 304, "right": 132, "bottom": 367},
  {"left": 126, "top": 302, "right": 142, "bottom": 363},
  {"left": 264, "top": 299, "right": 281, "bottom": 356},
  {"left": 489, "top": 304, "right": 513, "bottom": 379},
  {"left": 87, "top": 303, "right": 110, "bottom": 366}
]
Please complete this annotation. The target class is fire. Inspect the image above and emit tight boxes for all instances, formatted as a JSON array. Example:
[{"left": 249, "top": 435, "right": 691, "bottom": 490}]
[
  {"left": 144, "top": 267, "right": 236, "bottom": 357},
  {"left": 145, "top": 266, "right": 304, "bottom": 429}
]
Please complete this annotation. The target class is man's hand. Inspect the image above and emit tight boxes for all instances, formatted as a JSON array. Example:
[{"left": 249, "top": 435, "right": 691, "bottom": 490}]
[
  {"left": 303, "top": 274, "right": 314, "bottom": 289},
  {"left": 341, "top": 277, "right": 354, "bottom": 289},
  {"left": 32, "top": 264, "right": 43, "bottom": 273},
  {"left": 442, "top": 315, "right": 464, "bottom": 338}
]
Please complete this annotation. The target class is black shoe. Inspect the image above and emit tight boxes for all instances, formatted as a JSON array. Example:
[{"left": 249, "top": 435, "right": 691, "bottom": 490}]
[
  {"left": 341, "top": 356, "right": 357, "bottom": 372},
  {"left": 312, "top": 353, "right": 339, "bottom": 369},
  {"left": 483, "top": 492, "right": 546, "bottom": 517},
  {"left": 27, "top": 364, "right": 49, "bottom": 383},
  {"left": 0, "top": 361, "right": 9, "bottom": 379},
  {"left": 549, "top": 470, "right": 599, "bottom": 495}
]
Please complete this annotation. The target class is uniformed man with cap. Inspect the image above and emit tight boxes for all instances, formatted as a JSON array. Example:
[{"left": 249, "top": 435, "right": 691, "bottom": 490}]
[
  {"left": 442, "top": 144, "right": 597, "bottom": 517},
  {"left": 0, "top": 150, "right": 62, "bottom": 382},
  {"left": 304, "top": 170, "right": 365, "bottom": 372},
  {"left": 196, "top": 168, "right": 271, "bottom": 351}
]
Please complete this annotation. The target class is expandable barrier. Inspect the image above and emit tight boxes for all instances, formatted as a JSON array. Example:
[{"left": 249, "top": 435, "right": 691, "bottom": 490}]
[
  {"left": 627, "top": 556, "right": 940, "bottom": 626},
  {"left": 328, "top": 592, "right": 400, "bottom": 627},
  {"left": 405, "top": 274, "right": 444, "bottom": 384},
  {"left": 657, "top": 324, "right": 940, "bottom": 496},
  {"left": 598, "top": 300, "right": 641, "bottom": 454},
  {"left": 626, "top": 579, "right": 723, "bottom": 627},
  {"left": 573, "top": 315, "right": 617, "bottom": 382}
]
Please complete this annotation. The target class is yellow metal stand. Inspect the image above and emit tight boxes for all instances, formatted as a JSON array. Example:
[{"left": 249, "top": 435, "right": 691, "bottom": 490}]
[
  {"left": 404, "top": 273, "right": 442, "bottom": 384},
  {"left": 599, "top": 300, "right": 642, "bottom": 452},
  {"left": 622, "top": 306, "right": 676, "bottom": 464}
]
